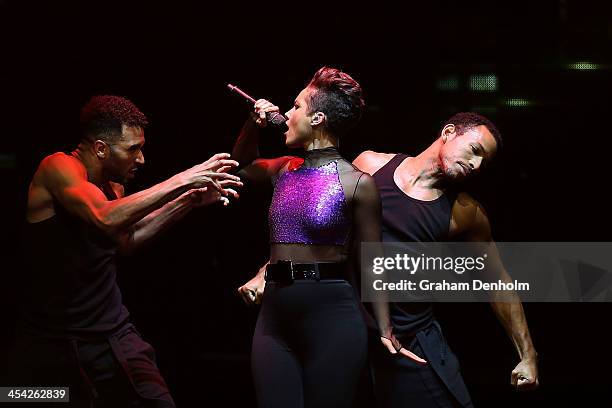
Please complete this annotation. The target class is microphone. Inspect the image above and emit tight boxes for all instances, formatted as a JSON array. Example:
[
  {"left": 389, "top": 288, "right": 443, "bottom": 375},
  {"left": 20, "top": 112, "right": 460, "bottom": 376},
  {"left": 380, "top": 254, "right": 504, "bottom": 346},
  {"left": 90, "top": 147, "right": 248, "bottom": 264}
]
[{"left": 227, "top": 84, "right": 288, "bottom": 130}]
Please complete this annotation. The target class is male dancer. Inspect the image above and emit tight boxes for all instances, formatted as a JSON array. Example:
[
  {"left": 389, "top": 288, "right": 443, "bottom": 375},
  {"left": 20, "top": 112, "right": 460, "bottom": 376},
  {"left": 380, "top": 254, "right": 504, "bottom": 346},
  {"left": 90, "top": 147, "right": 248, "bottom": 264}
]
[
  {"left": 11, "top": 95, "right": 242, "bottom": 407},
  {"left": 351, "top": 112, "right": 539, "bottom": 407}
]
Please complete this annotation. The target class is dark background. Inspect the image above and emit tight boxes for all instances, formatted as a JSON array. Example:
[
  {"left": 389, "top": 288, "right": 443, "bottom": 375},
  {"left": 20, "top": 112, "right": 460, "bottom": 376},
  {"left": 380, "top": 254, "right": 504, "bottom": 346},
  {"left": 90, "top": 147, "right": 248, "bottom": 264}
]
[{"left": 1, "top": 0, "right": 611, "bottom": 406}]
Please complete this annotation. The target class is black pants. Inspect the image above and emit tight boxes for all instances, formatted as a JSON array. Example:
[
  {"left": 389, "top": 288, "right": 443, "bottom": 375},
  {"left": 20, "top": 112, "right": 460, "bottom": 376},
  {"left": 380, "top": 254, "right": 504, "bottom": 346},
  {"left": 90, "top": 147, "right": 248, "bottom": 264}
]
[
  {"left": 252, "top": 280, "right": 368, "bottom": 408},
  {"left": 2, "top": 325, "right": 175, "bottom": 408},
  {"left": 370, "top": 322, "right": 473, "bottom": 408}
]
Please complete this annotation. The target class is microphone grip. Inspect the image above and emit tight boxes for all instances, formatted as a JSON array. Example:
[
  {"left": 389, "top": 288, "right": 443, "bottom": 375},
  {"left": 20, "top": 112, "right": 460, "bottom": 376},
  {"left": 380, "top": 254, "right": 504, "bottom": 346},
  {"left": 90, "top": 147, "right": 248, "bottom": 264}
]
[
  {"left": 227, "top": 83, "right": 288, "bottom": 131},
  {"left": 267, "top": 112, "right": 288, "bottom": 131}
]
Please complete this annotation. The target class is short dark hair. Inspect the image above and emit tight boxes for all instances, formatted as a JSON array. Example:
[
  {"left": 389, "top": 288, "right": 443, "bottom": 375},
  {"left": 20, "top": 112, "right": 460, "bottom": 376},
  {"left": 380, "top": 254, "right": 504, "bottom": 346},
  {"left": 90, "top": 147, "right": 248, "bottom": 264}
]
[
  {"left": 306, "top": 67, "right": 365, "bottom": 138},
  {"left": 442, "top": 112, "right": 502, "bottom": 150},
  {"left": 80, "top": 95, "right": 148, "bottom": 141}
]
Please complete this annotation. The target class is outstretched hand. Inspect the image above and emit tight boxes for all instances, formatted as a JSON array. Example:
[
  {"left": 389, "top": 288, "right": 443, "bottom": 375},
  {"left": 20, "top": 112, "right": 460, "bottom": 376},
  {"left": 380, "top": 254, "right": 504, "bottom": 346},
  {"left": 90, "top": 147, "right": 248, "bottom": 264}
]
[
  {"left": 179, "top": 153, "right": 243, "bottom": 190},
  {"left": 200, "top": 152, "right": 240, "bottom": 173},
  {"left": 179, "top": 152, "right": 244, "bottom": 207},
  {"left": 186, "top": 183, "right": 239, "bottom": 207}
]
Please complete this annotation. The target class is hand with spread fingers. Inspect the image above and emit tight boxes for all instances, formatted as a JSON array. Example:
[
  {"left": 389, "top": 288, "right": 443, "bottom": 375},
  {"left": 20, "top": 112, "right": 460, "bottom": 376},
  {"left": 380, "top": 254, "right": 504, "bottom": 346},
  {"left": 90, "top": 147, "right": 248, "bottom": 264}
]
[
  {"left": 185, "top": 183, "right": 239, "bottom": 208},
  {"left": 511, "top": 357, "right": 539, "bottom": 391},
  {"left": 200, "top": 152, "right": 241, "bottom": 173},
  {"left": 177, "top": 152, "right": 243, "bottom": 190},
  {"left": 178, "top": 152, "right": 243, "bottom": 207}
]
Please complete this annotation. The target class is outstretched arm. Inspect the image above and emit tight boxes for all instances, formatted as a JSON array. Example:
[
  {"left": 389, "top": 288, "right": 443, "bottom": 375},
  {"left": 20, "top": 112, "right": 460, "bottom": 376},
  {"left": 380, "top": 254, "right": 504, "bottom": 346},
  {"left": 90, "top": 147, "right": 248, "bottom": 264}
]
[
  {"left": 37, "top": 152, "right": 241, "bottom": 237},
  {"left": 454, "top": 194, "right": 539, "bottom": 390},
  {"left": 117, "top": 181, "right": 240, "bottom": 254}
]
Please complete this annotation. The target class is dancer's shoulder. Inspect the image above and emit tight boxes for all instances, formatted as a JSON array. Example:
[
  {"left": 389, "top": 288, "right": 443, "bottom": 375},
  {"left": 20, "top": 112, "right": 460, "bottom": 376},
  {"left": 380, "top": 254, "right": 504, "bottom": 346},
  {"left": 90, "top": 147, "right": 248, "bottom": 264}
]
[{"left": 352, "top": 150, "right": 396, "bottom": 175}]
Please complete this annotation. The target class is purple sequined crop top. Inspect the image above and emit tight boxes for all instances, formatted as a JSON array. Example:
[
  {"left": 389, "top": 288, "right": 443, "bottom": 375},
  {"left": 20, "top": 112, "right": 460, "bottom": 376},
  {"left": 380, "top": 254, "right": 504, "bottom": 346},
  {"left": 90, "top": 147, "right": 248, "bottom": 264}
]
[{"left": 269, "top": 160, "right": 351, "bottom": 245}]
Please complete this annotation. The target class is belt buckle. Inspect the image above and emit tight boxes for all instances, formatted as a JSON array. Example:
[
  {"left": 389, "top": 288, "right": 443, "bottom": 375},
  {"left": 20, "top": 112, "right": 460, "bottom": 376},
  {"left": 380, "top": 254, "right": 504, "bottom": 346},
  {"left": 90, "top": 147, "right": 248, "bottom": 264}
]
[{"left": 278, "top": 260, "right": 294, "bottom": 283}]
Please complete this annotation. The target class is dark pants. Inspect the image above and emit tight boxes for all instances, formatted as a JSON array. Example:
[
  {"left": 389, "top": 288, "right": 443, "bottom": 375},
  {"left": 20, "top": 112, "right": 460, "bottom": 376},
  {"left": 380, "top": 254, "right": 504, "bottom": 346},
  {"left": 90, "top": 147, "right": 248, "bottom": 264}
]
[
  {"left": 370, "top": 321, "right": 473, "bottom": 408},
  {"left": 252, "top": 280, "right": 368, "bottom": 408},
  {"left": 2, "top": 324, "right": 175, "bottom": 408}
]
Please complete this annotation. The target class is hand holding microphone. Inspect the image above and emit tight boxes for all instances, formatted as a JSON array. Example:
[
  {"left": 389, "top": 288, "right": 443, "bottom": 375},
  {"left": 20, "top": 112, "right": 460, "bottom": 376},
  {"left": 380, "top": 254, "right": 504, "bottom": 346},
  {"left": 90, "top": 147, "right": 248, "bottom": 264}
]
[
  {"left": 227, "top": 84, "right": 288, "bottom": 131},
  {"left": 252, "top": 99, "right": 282, "bottom": 128}
]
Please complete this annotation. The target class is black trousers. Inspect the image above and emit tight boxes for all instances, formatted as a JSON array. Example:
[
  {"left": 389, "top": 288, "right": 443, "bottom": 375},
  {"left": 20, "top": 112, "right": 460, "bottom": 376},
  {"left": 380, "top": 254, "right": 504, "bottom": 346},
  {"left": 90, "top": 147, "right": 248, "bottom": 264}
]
[
  {"left": 370, "top": 321, "right": 473, "bottom": 408},
  {"left": 252, "top": 280, "right": 368, "bottom": 408},
  {"left": 2, "top": 324, "right": 175, "bottom": 408}
]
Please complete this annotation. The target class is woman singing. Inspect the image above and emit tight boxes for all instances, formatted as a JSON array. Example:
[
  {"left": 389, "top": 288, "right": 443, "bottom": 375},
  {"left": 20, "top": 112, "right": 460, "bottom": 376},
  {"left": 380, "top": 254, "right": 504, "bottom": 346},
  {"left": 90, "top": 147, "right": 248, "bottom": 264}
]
[{"left": 232, "top": 67, "right": 425, "bottom": 408}]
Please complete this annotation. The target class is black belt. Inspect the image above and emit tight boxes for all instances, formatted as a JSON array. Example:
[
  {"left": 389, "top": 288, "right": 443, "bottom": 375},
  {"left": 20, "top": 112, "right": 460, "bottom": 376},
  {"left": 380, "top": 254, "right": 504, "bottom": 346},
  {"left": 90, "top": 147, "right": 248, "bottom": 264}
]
[{"left": 265, "top": 260, "right": 346, "bottom": 283}]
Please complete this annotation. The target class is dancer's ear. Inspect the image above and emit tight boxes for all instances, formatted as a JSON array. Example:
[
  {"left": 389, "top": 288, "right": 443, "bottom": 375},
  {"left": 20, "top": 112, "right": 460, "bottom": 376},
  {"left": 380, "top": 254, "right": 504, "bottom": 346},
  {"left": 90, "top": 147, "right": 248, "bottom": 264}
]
[
  {"left": 311, "top": 112, "right": 325, "bottom": 127},
  {"left": 94, "top": 140, "right": 110, "bottom": 159},
  {"left": 441, "top": 124, "right": 457, "bottom": 143}
]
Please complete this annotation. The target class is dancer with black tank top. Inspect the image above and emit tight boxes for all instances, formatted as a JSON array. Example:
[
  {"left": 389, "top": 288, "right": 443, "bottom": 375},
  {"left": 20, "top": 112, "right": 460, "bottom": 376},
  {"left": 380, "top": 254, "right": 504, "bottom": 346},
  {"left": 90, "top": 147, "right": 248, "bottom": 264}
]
[
  {"left": 232, "top": 67, "right": 425, "bottom": 408},
  {"left": 353, "top": 112, "right": 539, "bottom": 407},
  {"left": 8, "top": 95, "right": 242, "bottom": 407}
]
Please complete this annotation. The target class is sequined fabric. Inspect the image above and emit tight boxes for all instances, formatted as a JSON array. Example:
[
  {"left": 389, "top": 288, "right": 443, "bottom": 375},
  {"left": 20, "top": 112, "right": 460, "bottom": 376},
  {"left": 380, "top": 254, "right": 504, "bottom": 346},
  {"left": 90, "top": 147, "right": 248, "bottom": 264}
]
[{"left": 269, "top": 160, "right": 350, "bottom": 245}]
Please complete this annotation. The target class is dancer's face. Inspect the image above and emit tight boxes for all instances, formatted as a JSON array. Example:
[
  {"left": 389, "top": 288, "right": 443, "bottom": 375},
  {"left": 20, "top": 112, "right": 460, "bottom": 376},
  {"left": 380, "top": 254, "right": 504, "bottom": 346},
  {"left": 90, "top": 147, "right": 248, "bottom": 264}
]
[
  {"left": 103, "top": 125, "right": 146, "bottom": 184},
  {"left": 284, "top": 87, "right": 317, "bottom": 148},
  {"left": 438, "top": 125, "right": 497, "bottom": 181}
]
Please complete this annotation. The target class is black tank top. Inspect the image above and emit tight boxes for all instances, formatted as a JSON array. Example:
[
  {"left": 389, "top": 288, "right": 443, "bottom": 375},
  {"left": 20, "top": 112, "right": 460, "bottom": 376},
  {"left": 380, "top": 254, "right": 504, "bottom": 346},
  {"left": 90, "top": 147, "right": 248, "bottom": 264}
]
[
  {"left": 19, "top": 192, "right": 130, "bottom": 340},
  {"left": 372, "top": 153, "right": 457, "bottom": 337}
]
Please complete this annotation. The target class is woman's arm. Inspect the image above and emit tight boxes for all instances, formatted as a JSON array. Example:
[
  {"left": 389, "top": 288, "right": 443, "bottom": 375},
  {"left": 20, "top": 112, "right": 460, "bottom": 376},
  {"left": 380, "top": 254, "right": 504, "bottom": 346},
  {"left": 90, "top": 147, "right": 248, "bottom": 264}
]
[{"left": 232, "top": 99, "right": 294, "bottom": 186}]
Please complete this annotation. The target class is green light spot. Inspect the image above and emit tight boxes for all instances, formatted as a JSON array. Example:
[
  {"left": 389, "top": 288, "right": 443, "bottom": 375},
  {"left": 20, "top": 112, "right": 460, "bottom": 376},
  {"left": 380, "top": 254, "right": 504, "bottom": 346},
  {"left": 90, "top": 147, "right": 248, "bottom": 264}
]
[
  {"left": 567, "top": 62, "right": 600, "bottom": 70},
  {"left": 437, "top": 76, "right": 460, "bottom": 91},
  {"left": 469, "top": 74, "right": 498, "bottom": 92},
  {"left": 504, "top": 98, "right": 531, "bottom": 108}
]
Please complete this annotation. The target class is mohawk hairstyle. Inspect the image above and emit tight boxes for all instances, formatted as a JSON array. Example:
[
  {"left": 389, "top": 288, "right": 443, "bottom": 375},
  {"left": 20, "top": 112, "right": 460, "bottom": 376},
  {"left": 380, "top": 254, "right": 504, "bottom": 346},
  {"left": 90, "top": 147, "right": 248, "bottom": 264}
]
[
  {"left": 306, "top": 67, "right": 365, "bottom": 138},
  {"left": 80, "top": 95, "right": 148, "bottom": 141}
]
